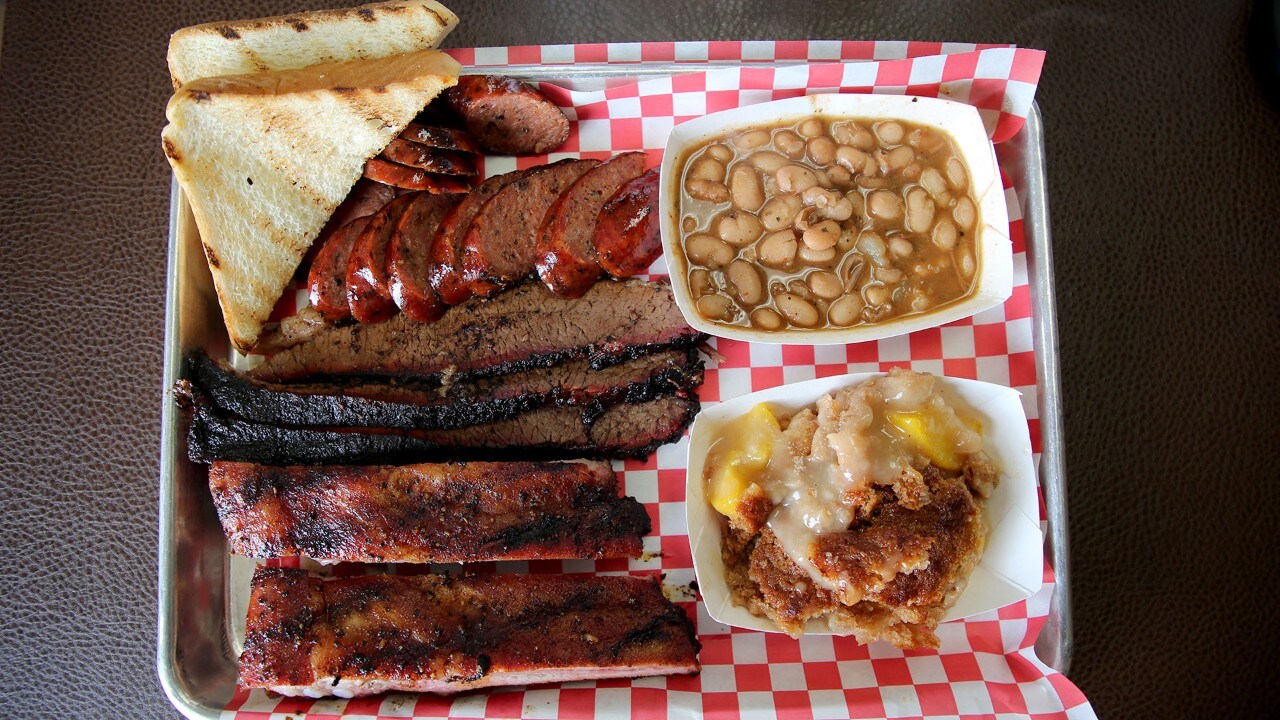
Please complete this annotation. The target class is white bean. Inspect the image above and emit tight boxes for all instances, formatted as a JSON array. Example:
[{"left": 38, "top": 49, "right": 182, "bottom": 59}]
[
  {"left": 866, "top": 189, "right": 903, "bottom": 223},
  {"left": 826, "top": 165, "right": 854, "bottom": 188},
  {"left": 946, "top": 156, "right": 968, "bottom": 190},
  {"left": 685, "top": 233, "right": 734, "bottom": 268},
  {"left": 828, "top": 294, "right": 865, "bottom": 326},
  {"left": 788, "top": 279, "right": 815, "bottom": 301},
  {"left": 777, "top": 165, "right": 819, "bottom": 194},
  {"left": 749, "top": 151, "right": 790, "bottom": 172},
  {"left": 875, "top": 266, "right": 904, "bottom": 284},
  {"left": 798, "top": 243, "right": 837, "bottom": 266},
  {"left": 900, "top": 163, "right": 922, "bottom": 182},
  {"left": 836, "top": 145, "right": 869, "bottom": 174},
  {"left": 801, "top": 187, "right": 855, "bottom": 222},
  {"left": 717, "top": 211, "right": 764, "bottom": 247},
  {"left": 797, "top": 118, "right": 825, "bottom": 139},
  {"left": 729, "top": 165, "right": 765, "bottom": 212},
  {"left": 681, "top": 215, "right": 697, "bottom": 233},
  {"left": 959, "top": 249, "right": 976, "bottom": 279},
  {"left": 696, "top": 293, "right": 734, "bottom": 320},
  {"left": 802, "top": 219, "right": 841, "bottom": 250},
  {"left": 733, "top": 129, "right": 771, "bottom": 150},
  {"left": 909, "top": 128, "right": 944, "bottom": 152},
  {"left": 688, "top": 157, "right": 726, "bottom": 182},
  {"left": 831, "top": 121, "right": 859, "bottom": 145},
  {"left": 856, "top": 231, "right": 889, "bottom": 265},
  {"left": 905, "top": 187, "right": 936, "bottom": 233},
  {"left": 726, "top": 260, "right": 765, "bottom": 306},
  {"left": 882, "top": 145, "right": 915, "bottom": 173},
  {"left": 807, "top": 271, "right": 843, "bottom": 300},
  {"left": 953, "top": 196, "right": 977, "bottom": 230},
  {"left": 751, "top": 307, "right": 785, "bottom": 330},
  {"left": 852, "top": 126, "right": 876, "bottom": 150},
  {"left": 759, "top": 193, "right": 803, "bottom": 231},
  {"left": 864, "top": 283, "right": 891, "bottom": 306},
  {"left": 706, "top": 144, "right": 733, "bottom": 163},
  {"left": 932, "top": 218, "right": 958, "bottom": 250},
  {"left": 807, "top": 137, "right": 837, "bottom": 166},
  {"left": 758, "top": 231, "right": 798, "bottom": 268},
  {"left": 875, "top": 121, "right": 904, "bottom": 146},
  {"left": 920, "top": 167, "right": 948, "bottom": 197},
  {"left": 685, "top": 178, "right": 729, "bottom": 203},
  {"left": 889, "top": 236, "right": 914, "bottom": 258},
  {"left": 774, "top": 130, "right": 805, "bottom": 158},
  {"left": 776, "top": 292, "right": 820, "bottom": 327}
]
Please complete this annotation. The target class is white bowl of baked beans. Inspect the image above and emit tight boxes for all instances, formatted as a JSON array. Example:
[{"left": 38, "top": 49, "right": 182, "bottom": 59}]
[{"left": 659, "top": 93, "right": 1012, "bottom": 344}]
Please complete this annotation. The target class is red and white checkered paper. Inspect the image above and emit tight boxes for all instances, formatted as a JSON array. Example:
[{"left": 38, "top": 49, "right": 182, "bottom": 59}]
[{"left": 227, "top": 41, "right": 1095, "bottom": 720}]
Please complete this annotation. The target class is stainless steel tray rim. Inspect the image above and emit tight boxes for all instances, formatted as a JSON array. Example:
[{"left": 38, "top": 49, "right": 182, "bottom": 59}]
[{"left": 156, "top": 61, "right": 1066, "bottom": 720}]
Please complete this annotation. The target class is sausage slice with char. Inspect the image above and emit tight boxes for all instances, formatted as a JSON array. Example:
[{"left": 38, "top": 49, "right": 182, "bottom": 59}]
[
  {"left": 363, "top": 158, "right": 473, "bottom": 194},
  {"left": 594, "top": 166, "right": 663, "bottom": 277},
  {"left": 307, "top": 217, "right": 371, "bottom": 322},
  {"left": 427, "top": 170, "right": 525, "bottom": 305},
  {"left": 444, "top": 75, "right": 570, "bottom": 156},
  {"left": 536, "top": 152, "right": 648, "bottom": 297},
  {"left": 462, "top": 159, "right": 599, "bottom": 297},
  {"left": 399, "top": 122, "right": 482, "bottom": 155},
  {"left": 347, "top": 194, "right": 418, "bottom": 324},
  {"left": 388, "top": 193, "right": 462, "bottom": 323},
  {"left": 381, "top": 138, "right": 480, "bottom": 176}
]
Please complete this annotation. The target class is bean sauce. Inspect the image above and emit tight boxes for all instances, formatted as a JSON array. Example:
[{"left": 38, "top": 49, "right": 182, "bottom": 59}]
[{"left": 678, "top": 116, "right": 980, "bottom": 331}]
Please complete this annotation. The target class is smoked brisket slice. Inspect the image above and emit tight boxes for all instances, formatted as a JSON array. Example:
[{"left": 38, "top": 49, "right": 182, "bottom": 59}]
[
  {"left": 240, "top": 567, "right": 700, "bottom": 697},
  {"left": 249, "top": 280, "right": 703, "bottom": 383},
  {"left": 210, "top": 460, "right": 649, "bottom": 563},
  {"left": 189, "top": 349, "right": 702, "bottom": 430},
  {"left": 180, "top": 386, "right": 698, "bottom": 465}
]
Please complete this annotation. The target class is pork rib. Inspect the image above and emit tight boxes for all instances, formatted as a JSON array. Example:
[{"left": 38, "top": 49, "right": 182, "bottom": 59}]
[
  {"left": 240, "top": 567, "right": 700, "bottom": 697},
  {"left": 180, "top": 387, "right": 699, "bottom": 465},
  {"left": 210, "top": 460, "right": 649, "bottom": 563},
  {"left": 249, "top": 280, "right": 702, "bottom": 383},
  {"left": 189, "top": 350, "right": 701, "bottom": 431}
]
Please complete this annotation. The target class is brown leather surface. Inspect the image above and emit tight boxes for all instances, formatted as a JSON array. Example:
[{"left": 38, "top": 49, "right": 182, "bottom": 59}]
[{"left": 1, "top": 1, "right": 1277, "bottom": 718}]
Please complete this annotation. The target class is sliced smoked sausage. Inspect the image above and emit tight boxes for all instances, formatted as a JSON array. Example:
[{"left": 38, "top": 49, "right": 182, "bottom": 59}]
[
  {"left": 381, "top": 138, "right": 480, "bottom": 176},
  {"left": 363, "top": 158, "right": 473, "bottom": 194},
  {"left": 399, "top": 122, "right": 482, "bottom": 155},
  {"left": 594, "top": 166, "right": 662, "bottom": 277},
  {"left": 329, "top": 178, "right": 398, "bottom": 229},
  {"left": 462, "top": 159, "right": 598, "bottom": 297},
  {"left": 347, "top": 194, "right": 418, "bottom": 324},
  {"left": 535, "top": 151, "right": 648, "bottom": 298},
  {"left": 307, "top": 216, "right": 370, "bottom": 322},
  {"left": 388, "top": 193, "right": 462, "bottom": 322},
  {"left": 427, "top": 170, "right": 525, "bottom": 305},
  {"left": 443, "top": 75, "right": 570, "bottom": 156}
]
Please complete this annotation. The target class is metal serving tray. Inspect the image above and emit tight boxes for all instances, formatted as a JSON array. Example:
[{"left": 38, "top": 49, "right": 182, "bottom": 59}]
[{"left": 156, "top": 61, "right": 1068, "bottom": 719}]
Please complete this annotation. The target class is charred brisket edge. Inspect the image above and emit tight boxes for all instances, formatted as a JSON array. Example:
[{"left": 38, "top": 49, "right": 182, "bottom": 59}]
[
  {"left": 181, "top": 388, "right": 700, "bottom": 466},
  {"left": 188, "top": 348, "right": 704, "bottom": 431}
]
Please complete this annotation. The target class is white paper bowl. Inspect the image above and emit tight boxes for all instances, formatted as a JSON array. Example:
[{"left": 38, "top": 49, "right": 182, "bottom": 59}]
[
  {"left": 659, "top": 93, "right": 1012, "bottom": 345},
  {"left": 685, "top": 372, "right": 1044, "bottom": 635}
]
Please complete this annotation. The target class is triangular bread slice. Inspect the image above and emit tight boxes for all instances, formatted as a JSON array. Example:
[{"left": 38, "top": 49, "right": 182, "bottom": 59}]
[
  {"left": 162, "top": 49, "right": 460, "bottom": 352},
  {"left": 167, "top": 0, "right": 459, "bottom": 89}
]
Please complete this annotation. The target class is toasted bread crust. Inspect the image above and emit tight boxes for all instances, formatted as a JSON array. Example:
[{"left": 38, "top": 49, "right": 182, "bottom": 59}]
[
  {"left": 168, "top": 1, "right": 459, "bottom": 89},
  {"left": 162, "top": 50, "right": 460, "bottom": 351}
]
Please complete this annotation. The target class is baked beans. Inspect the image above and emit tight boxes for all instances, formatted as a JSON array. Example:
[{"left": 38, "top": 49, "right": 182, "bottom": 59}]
[{"left": 678, "top": 115, "right": 980, "bottom": 331}]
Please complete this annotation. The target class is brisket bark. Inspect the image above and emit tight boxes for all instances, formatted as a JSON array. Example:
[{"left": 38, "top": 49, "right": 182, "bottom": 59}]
[
  {"left": 189, "top": 349, "right": 701, "bottom": 430},
  {"left": 249, "top": 280, "right": 703, "bottom": 383},
  {"left": 180, "top": 385, "right": 698, "bottom": 465}
]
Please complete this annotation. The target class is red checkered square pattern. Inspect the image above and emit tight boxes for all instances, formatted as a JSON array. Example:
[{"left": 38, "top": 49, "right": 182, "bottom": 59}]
[{"left": 229, "top": 41, "right": 1091, "bottom": 719}]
